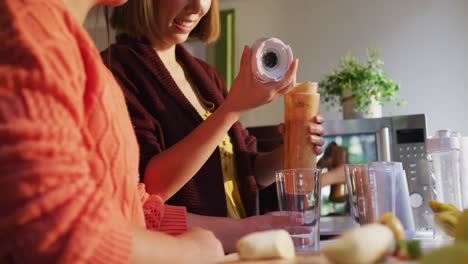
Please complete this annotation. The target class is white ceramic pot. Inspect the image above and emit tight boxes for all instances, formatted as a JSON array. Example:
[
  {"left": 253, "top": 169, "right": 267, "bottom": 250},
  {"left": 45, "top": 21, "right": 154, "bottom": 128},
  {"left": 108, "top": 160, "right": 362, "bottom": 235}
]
[{"left": 342, "top": 90, "right": 382, "bottom": 120}]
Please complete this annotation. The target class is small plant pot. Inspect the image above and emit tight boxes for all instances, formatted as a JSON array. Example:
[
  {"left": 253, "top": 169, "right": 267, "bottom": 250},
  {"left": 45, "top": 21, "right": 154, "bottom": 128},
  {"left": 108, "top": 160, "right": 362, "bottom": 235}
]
[{"left": 342, "top": 90, "right": 382, "bottom": 120}]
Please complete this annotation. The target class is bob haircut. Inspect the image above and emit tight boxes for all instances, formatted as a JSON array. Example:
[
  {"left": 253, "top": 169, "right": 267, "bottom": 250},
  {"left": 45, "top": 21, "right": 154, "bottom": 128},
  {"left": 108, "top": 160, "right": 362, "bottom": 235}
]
[{"left": 110, "top": 0, "right": 220, "bottom": 44}]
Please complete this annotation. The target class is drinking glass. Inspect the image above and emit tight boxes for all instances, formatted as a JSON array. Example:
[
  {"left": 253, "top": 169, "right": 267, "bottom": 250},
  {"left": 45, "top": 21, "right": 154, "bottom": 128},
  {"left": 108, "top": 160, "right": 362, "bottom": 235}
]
[{"left": 276, "top": 168, "right": 321, "bottom": 251}]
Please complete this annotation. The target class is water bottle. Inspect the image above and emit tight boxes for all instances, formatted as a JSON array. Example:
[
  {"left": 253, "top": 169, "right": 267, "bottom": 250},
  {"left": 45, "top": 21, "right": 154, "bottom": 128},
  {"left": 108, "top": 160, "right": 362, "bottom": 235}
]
[{"left": 426, "top": 130, "right": 463, "bottom": 209}]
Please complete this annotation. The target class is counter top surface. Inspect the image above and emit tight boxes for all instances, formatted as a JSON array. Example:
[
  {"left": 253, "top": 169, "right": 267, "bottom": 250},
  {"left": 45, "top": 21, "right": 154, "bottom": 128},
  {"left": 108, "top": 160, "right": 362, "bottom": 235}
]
[{"left": 220, "top": 253, "right": 418, "bottom": 264}]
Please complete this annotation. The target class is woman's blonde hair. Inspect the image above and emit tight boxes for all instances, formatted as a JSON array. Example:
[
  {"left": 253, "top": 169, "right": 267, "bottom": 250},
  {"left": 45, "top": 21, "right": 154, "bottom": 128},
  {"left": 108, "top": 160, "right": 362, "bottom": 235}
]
[{"left": 111, "top": 0, "right": 219, "bottom": 44}]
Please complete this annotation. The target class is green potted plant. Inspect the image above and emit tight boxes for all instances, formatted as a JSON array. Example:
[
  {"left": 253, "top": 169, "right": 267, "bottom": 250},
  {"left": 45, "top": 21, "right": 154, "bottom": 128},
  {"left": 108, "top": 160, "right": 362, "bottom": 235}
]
[{"left": 319, "top": 49, "right": 404, "bottom": 119}]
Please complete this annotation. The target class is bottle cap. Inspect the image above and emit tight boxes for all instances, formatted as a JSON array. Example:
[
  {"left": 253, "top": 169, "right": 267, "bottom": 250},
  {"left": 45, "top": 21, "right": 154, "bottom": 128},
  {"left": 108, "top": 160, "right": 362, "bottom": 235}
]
[
  {"left": 426, "top": 129, "right": 461, "bottom": 153},
  {"left": 251, "top": 37, "right": 293, "bottom": 83}
]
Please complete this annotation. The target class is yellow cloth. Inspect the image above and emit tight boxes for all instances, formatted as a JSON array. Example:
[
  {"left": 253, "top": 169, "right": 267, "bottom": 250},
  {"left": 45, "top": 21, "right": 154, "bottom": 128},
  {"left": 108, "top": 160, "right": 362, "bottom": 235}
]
[{"left": 201, "top": 111, "right": 246, "bottom": 219}]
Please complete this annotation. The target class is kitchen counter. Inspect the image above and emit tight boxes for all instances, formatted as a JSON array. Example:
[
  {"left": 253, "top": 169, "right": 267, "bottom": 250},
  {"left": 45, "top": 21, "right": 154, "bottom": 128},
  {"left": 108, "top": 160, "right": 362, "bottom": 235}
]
[{"left": 220, "top": 253, "right": 418, "bottom": 264}]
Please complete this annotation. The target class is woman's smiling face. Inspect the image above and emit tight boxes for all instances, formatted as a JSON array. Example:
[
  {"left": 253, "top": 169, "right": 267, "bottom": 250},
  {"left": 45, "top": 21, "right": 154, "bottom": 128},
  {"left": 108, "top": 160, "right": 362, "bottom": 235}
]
[{"left": 153, "top": 0, "right": 212, "bottom": 46}]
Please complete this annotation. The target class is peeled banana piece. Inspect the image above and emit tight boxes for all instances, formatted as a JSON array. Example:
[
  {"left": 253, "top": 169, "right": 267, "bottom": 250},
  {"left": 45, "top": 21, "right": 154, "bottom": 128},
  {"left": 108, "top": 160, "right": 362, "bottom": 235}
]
[
  {"left": 236, "top": 229, "right": 295, "bottom": 260},
  {"left": 322, "top": 223, "right": 394, "bottom": 264},
  {"left": 379, "top": 212, "right": 405, "bottom": 241}
]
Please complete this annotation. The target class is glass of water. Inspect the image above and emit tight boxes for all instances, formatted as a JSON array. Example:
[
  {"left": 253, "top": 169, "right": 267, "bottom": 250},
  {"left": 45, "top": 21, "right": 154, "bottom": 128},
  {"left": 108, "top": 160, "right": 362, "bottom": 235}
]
[{"left": 275, "top": 168, "right": 322, "bottom": 252}]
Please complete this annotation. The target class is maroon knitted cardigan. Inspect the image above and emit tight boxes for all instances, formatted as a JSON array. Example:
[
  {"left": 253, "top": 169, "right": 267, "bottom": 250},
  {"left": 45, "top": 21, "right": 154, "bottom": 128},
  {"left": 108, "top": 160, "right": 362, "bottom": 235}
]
[{"left": 101, "top": 34, "right": 259, "bottom": 217}]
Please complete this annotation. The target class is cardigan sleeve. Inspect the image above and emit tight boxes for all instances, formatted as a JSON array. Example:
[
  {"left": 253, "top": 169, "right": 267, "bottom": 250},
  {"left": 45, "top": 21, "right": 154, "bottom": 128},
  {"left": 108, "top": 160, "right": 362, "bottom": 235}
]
[{"left": 104, "top": 61, "right": 164, "bottom": 181}]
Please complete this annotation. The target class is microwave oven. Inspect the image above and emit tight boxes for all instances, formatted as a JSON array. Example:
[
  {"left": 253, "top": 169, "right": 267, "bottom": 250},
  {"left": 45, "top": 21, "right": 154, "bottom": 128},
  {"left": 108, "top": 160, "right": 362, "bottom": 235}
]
[
  {"left": 247, "top": 114, "right": 432, "bottom": 234},
  {"left": 319, "top": 114, "right": 432, "bottom": 234}
]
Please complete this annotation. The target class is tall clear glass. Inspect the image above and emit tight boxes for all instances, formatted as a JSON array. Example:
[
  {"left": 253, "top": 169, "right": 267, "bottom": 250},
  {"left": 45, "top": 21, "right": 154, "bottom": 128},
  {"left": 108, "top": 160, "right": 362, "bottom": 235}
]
[
  {"left": 345, "top": 162, "right": 415, "bottom": 236},
  {"left": 427, "top": 149, "right": 463, "bottom": 209},
  {"left": 345, "top": 164, "right": 374, "bottom": 223},
  {"left": 276, "top": 168, "right": 322, "bottom": 252}
]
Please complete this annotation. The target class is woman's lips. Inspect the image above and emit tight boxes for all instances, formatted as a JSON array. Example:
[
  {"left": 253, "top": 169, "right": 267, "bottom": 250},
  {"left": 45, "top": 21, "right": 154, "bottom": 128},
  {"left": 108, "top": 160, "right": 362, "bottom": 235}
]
[{"left": 174, "top": 18, "right": 196, "bottom": 33}]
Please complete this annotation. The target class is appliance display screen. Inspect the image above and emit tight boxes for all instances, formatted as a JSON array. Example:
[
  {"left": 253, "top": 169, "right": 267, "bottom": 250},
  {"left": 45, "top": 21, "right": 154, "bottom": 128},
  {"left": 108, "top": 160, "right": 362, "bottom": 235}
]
[{"left": 396, "top": 128, "right": 425, "bottom": 144}]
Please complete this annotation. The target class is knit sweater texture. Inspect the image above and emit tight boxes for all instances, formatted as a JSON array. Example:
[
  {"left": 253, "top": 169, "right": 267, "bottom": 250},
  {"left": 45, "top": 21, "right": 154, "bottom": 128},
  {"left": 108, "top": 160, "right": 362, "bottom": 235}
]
[
  {"left": 102, "top": 34, "right": 260, "bottom": 217},
  {"left": 0, "top": 1, "right": 186, "bottom": 263}
]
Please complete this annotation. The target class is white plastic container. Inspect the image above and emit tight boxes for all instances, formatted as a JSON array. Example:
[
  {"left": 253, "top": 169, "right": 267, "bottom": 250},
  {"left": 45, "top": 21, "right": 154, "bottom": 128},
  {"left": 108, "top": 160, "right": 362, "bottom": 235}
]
[
  {"left": 426, "top": 130, "right": 463, "bottom": 210},
  {"left": 459, "top": 137, "right": 468, "bottom": 208},
  {"left": 251, "top": 37, "right": 293, "bottom": 83}
]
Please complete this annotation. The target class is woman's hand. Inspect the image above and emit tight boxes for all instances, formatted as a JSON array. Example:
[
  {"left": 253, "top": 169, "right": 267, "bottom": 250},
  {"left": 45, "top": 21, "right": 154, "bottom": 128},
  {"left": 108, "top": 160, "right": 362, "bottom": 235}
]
[
  {"left": 224, "top": 46, "right": 298, "bottom": 116},
  {"left": 279, "top": 114, "right": 325, "bottom": 155},
  {"left": 178, "top": 227, "right": 225, "bottom": 263}
]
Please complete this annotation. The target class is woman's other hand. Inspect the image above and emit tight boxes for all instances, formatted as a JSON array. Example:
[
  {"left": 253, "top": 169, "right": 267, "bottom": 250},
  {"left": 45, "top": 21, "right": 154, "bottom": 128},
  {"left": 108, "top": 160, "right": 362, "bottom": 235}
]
[
  {"left": 243, "top": 211, "right": 303, "bottom": 232},
  {"left": 278, "top": 114, "right": 325, "bottom": 155},
  {"left": 224, "top": 46, "right": 298, "bottom": 116}
]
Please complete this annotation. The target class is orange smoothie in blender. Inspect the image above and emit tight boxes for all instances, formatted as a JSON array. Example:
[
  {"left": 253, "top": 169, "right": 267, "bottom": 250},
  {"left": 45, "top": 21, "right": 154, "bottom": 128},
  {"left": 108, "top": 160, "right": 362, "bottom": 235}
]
[{"left": 283, "top": 81, "right": 320, "bottom": 170}]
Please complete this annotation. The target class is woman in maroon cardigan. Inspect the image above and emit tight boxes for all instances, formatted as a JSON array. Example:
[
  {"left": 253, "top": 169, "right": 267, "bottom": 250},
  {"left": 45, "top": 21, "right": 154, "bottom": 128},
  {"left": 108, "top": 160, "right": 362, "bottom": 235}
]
[{"left": 102, "top": 0, "right": 325, "bottom": 251}]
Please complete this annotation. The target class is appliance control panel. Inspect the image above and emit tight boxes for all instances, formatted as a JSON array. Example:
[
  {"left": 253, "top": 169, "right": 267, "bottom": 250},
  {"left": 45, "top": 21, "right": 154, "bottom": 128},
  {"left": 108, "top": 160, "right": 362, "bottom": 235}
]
[{"left": 392, "top": 126, "right": 433, "bottom": 232}]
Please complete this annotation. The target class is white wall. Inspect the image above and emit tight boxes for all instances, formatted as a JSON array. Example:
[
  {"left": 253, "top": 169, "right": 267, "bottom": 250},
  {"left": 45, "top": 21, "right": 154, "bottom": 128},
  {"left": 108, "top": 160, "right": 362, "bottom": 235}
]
[
  {"left": 84, "top": 1, "right": 468, "bottom": 135},
  {"left": 220, "top": 0, "right": 468, "bottom": 136}
]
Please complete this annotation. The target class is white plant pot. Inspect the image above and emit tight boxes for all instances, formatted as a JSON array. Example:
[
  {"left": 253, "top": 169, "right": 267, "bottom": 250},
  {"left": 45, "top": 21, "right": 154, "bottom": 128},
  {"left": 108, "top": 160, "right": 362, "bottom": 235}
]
[{"left": 342, "top": 90, "right": 382, "bottom": 120}]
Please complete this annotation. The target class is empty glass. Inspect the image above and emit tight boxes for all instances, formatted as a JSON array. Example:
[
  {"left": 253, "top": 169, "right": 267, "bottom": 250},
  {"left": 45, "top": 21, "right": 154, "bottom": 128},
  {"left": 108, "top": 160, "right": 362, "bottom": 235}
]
[
  {"left": 276, "top": 168, "right": 321, "bottom": 252},
  {"left": 345, "top": 162, "right": 415, "bottom": 236}
]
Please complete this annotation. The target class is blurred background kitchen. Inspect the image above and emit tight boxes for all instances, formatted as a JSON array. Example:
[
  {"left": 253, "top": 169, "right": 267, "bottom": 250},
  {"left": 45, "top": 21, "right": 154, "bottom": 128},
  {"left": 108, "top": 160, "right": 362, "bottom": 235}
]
[
  {"left": 87, "top": 0, "right": 468, "bottom": 135},
  {"left": 85, "top": 0, "right": 468, "bottom": 234}
]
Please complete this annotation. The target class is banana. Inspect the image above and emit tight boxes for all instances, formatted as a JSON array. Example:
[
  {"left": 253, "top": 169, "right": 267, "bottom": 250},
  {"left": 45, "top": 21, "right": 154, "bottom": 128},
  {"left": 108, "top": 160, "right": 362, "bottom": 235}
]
[
  {"left": 434, "top": 210, "right": 462, "bottom": 237},
  {"left": 455, "top": 209, "right": 468, "bottom": 242},
  {"left": 420, "top": 242, "right": 468, "bottom": 264},
  {"left": 379, "top": 212, "right": 405, "bottom": 241},
  {"left": 429, "top": 199, "right": 459, "bottom": 213}
]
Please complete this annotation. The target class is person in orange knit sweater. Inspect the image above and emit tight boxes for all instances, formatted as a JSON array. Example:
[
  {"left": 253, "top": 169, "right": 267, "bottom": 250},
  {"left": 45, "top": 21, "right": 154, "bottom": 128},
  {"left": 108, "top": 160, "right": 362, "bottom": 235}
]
[{"left": 0, "top": 0, "right": 224, "bottom": 263}]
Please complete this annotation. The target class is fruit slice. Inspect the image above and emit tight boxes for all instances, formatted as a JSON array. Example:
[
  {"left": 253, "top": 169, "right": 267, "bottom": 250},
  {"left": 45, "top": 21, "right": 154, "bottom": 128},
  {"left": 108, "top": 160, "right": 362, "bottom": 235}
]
[
  {"left": 434, "top": 210, "right": 462, "bottom": 237},
  {"left": 322, "top": 223, "right": 394, "bottom": 264},
  {"left": 236, "top": 229, "right": 295, "bottom": 260},
  {"left": 420, "top": 243, "right": 468, "bottom": 264},
  {"left": 379, "top": 212, "right": 405, "bottom": 241},
  {"left": 395, "top": 240, "right": 422, "bottom": 259},
  {"left": 455, "top": 209, "right": 468, "bottom": 243},
  {"left": 429, "top": 199, "right": 459, "bottom": 213}
]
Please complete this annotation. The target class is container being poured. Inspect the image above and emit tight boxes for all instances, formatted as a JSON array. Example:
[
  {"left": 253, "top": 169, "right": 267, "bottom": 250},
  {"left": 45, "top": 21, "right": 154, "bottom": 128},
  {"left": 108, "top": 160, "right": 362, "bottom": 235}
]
[{"left": 283, "top": 81, "right": 320, "bottom": 170}]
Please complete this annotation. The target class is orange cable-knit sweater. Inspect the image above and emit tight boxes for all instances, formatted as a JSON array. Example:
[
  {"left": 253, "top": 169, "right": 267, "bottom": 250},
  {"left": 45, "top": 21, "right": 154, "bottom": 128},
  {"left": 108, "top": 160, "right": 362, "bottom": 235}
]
[{"left": 0, "top": 0, "right": 187, "bottom": 263}]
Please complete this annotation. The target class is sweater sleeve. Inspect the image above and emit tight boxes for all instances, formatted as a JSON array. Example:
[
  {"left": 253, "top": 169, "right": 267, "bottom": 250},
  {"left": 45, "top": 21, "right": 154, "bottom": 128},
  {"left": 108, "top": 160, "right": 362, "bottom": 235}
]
[
  {"left": 0, "top": 72, "right": 133, "bottom": 264},
  {"left": 137, "top": 184, "right": 187, "bottom": 235},
  {"left": 103, "top": 57, "right": 164, "bottom": 181},
  {"left": 0, "top": 2, "right": 132, "bottom": 263}
]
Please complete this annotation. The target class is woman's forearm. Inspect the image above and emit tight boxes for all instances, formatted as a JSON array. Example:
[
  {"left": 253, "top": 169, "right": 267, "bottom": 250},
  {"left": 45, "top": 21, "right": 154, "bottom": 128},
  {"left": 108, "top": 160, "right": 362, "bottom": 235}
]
[
  {"left": 253, "top": 145, "right": 283, "bottom": 187},
  {"left": 144, "top": 103, "right": 241, "bottom": 201}
]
